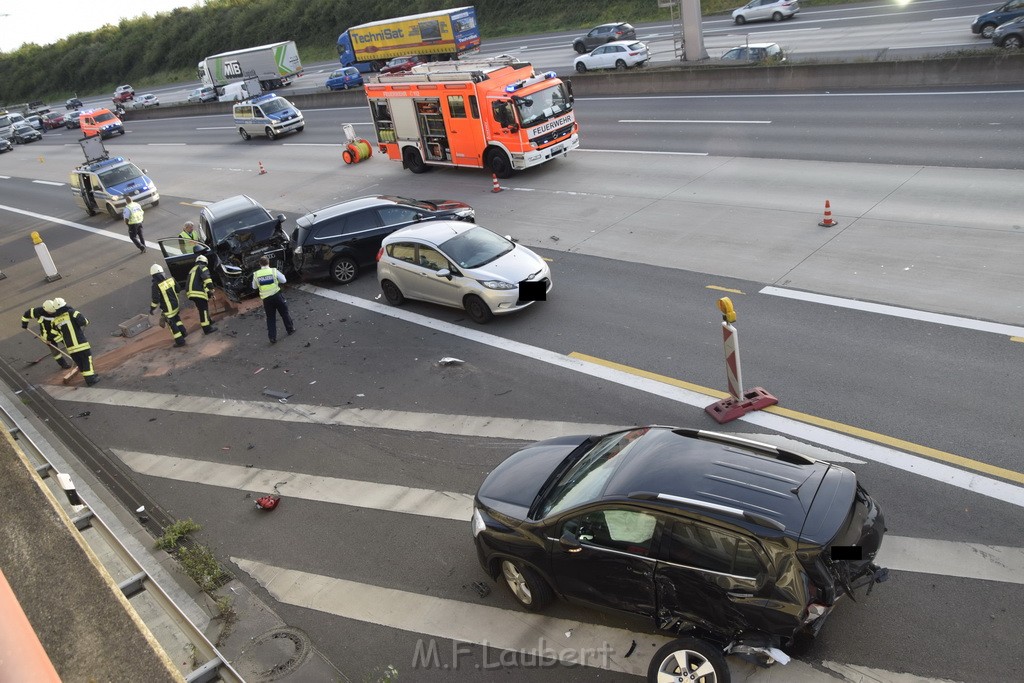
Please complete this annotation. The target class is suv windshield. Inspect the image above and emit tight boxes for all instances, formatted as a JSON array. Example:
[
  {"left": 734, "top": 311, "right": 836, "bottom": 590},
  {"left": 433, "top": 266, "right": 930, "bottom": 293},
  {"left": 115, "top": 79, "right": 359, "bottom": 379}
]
[
  {"left": 439, "top": 227, "right": 514, "bottom": 269},
  {"left": 209, "top": 207, "right": 273, "bottom": 243},
  {"left": 98, "top": 163, "right": 143, "bottom": 187},
  {"left": 539, "top": 427, "right": 650, "bottom": 518},
  {"left": 96, "top": 113, "right": 116, "bottom": 123},
  {"left": 514, "top": 83, "right": 572, "bottom": 127}
]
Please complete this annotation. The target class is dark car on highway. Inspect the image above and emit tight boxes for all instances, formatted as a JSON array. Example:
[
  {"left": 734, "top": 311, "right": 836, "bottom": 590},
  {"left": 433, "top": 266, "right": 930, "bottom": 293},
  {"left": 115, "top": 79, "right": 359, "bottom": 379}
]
[
  {"left": 11, "top": 123, "right": 42, "bottom": 144},
  {"left": 380, "top": 55, "right": 425, "bottom": 74},
  {"left": 572, "top": 22, "right": 637, "bottom": 54},
  {"left": 292, "top": 195, "right": 475, "bottom": 284},
  {"left": 0, "top": 137, "right": 12, "bottom": 154},
  {"left": 473, "top": 426, "right": 889, "bottom": 681},
  {"left": 66, "top": 97, "right": 83, "bottom": 110},
  {"left": 159, "top": 195, "right": 293, "bottom": 300},
  {"left": 972, "top": 0, "right": 1024, "bottom": 37},
  {"left": 992, "top": 14, "right": 1024, "bottom": 47}
]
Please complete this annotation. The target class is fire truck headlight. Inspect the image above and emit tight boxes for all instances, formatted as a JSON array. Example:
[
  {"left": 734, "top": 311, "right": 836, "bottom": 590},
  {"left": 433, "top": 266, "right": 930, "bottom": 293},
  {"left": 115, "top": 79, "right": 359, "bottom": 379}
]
[{"left": 530, "top": 141, "right": 538, "bottom": 149}]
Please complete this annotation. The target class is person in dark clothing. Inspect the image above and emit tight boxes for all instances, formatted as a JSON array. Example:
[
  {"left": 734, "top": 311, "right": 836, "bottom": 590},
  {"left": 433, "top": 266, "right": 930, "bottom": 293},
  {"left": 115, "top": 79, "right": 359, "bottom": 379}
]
[
  {"left": 22, "top": 300, "right": 71, "bottom": 369},
  {"left": 149, "top": 264, "right": 188, "bottom": 347},
  {"left": 186, "top": 255, "right": 217, "bottom": 334},
  {"left": 251, "top": 255, "right": 294, "bottom": 344},
  {"left": 48, "top": 298, "right": 99, "bottom": 385}
]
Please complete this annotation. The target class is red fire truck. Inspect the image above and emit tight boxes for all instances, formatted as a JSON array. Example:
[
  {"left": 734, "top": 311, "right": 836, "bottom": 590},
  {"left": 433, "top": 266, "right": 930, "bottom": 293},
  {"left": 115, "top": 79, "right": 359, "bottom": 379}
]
[{"left": 364, "top": 57, "right": 579, "bottom": 178}]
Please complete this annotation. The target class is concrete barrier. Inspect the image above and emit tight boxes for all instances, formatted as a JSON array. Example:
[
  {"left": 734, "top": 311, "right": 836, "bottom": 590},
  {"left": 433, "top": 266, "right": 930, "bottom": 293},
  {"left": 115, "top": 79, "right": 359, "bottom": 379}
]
[{"left": 125, "top": 53, "right": 1024, "bottom": 122}]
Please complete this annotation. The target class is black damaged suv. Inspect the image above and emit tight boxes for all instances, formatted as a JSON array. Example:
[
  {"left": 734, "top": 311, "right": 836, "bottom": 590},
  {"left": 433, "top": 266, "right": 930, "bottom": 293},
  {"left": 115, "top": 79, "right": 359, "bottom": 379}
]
[
  {"left": 472, "top": 426, "right": 888, "bottom": 682},
  {"left": 158, "top": 195, "right": 293, "bottom": 300}
]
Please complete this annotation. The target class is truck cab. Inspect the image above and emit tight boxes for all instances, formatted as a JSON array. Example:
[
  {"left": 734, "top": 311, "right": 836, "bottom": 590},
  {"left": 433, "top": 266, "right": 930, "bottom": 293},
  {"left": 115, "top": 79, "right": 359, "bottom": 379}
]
[{"left": 70, "top": 135, "right": 159, "bottom": 218}]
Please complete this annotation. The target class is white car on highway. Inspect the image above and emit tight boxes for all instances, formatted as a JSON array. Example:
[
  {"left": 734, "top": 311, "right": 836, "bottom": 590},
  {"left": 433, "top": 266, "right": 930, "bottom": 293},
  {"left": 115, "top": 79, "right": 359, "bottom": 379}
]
[
  {"left": 574, "top": 40, "right": 650, "bottom": 72},
  {"left": 732, "top": 0, "right": 799, "bottom": 24}
]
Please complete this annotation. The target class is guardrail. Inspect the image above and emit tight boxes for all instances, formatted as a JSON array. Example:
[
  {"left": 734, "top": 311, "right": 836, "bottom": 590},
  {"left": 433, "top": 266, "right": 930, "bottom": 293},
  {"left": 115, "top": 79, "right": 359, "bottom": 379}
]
[{"left": 0, "top": 392, "right": 245, "bottom": 683}]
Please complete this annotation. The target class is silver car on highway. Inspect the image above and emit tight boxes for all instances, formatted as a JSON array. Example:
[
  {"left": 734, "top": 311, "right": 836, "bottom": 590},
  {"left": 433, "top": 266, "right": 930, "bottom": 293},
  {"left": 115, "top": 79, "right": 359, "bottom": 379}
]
[{"left": 376, "top": 221, "right": 552, "bottom": 323}]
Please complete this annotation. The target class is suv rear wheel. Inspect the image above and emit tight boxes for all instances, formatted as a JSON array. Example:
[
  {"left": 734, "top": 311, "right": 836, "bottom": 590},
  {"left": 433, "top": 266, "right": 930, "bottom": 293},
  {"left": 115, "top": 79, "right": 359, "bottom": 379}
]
[{"left": 647, "top": 638, "right": 730, "bottom": 683}]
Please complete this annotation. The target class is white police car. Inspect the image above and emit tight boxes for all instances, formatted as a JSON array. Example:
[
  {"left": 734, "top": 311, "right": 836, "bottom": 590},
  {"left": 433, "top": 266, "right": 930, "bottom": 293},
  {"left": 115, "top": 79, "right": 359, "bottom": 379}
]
[{"left": 232, "top": 93, "right": 304, "bottom": 141}]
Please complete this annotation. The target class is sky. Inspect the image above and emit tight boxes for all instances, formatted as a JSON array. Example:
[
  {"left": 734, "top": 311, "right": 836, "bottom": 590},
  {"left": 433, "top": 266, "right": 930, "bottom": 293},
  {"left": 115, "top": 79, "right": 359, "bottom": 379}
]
[{"left": 0, "top": 1, "right": 201, "bottom": 54}]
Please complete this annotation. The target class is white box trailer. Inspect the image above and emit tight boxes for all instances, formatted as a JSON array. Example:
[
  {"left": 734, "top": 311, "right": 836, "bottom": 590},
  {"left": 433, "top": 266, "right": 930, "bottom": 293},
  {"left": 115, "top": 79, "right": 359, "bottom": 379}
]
[{"left": 198, "top": 41, "right": 302, "bottom": 92}]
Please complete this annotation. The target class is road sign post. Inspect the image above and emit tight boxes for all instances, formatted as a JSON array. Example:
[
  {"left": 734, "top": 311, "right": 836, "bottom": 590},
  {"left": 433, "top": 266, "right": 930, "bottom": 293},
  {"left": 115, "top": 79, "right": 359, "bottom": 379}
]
[{"left": 705, "top": 297, "right": 778, "bottom": 424}]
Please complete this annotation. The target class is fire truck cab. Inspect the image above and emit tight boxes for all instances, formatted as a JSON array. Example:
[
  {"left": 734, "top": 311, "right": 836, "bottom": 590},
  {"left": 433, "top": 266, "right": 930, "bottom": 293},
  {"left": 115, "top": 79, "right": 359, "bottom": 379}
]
[{"left": 365, "top": 57, "right": 578, "bottom": 178}]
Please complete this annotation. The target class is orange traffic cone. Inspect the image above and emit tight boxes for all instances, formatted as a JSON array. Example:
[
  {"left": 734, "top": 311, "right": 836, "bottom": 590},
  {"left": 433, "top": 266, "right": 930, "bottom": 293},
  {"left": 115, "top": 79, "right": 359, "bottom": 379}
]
[
  {"left": 818, "top": 200, "right": 837, "bottom": 227},
  {"left": 258, "top": 161, "right": 267, "bottom": 175},
  {"left": 491, "top": 173, "right": 502, "bottom": 193}
]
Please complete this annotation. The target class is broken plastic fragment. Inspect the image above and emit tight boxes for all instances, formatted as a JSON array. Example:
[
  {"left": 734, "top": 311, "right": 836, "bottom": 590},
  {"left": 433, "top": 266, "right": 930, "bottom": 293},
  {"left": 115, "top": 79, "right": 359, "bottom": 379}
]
[{"left": 438, "top": 357, "right": 464, "bottom": 366}]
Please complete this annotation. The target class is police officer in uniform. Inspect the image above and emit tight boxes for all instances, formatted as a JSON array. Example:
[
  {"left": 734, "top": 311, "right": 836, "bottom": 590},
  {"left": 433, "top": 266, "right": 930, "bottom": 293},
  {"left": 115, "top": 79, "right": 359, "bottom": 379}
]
[
  {"left": 49, "top": 298, "right": 99, "bottom": 385},
  {"left": 251, "top": 255, "right": 294, "bottom": 344},
  {"left": 123, "top": 199, "right": 146, "bottom": 253},
  {"left": 21, "top": 300, "right": 71, "bottom": 369},
  {"left": 186, "top": 255, "right": 217, "bottom": 334},
  {"left": 149, "top": 264, "right": 188, "bottom": 347}
]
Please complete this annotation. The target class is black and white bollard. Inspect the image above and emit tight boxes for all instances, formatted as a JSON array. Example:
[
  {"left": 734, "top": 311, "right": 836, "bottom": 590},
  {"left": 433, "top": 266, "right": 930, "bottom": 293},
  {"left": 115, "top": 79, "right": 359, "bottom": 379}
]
[{"left": 32, "top": 231, "right": 61, "bottom": 282}]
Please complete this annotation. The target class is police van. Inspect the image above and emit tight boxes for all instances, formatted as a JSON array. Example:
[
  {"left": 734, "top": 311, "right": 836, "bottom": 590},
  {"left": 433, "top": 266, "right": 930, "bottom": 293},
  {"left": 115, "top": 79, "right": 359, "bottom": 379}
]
[
  {"left": 232, "top": 93, "right": 304, "bottom": 141},
  {"left": 69, "top": 135, "right": 159, "bottom": 218}
]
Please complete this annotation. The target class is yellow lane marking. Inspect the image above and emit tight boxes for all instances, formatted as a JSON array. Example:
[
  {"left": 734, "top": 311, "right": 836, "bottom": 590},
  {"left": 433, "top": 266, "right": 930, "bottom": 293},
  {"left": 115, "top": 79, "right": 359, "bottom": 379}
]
[
  {"left": 706, "top": 285, "right": 745, "bottom": 294},
  {"left": 1011, "top": 336, "right": 1024, "bottom": 343},
  {"left": 569, "top": 352, "right": 1024, "bottom": 486}
]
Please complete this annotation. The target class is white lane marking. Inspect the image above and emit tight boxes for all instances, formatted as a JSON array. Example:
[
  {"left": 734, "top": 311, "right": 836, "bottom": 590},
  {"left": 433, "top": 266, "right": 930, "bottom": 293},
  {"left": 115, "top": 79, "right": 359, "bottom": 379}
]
[
  {"left": 823, "top": 661, "right": 960, "bottom": 683},
  {"left": 0, "top": 176, "right": 10, "bottom": 179},
  {"left": 195, "top": 126, "right": 235, "bottom": 130},
  {"left": 298, "top": 284, "right": 1024, "bottom": 509},
  {"left": 619, "top": 119, "right": 771, "bottom": 124},
  {"left": 31, "top": 180, "right": 64, "bottom": 186},
  {"left": 148, "top": 143, "right": 186, "bottom": 146},
  {"left": 576, "top": 148, "right": 709, "bottom": 156},
  {"left": 282, "top": 143, "right": 340, "bottom": 147},
  {"left": 46, "top": 385, "right": 621, "bottom": 441},
  {"left": 118, "top": 451, "right": 1024, "bottom": 586},
  {"left": 761, "top": 286, "right": 1024, "bottom": 337},
  {"left": 114, "top": 450, "right": 473, "bottom": 521},
  {"left": 0, "top": 204, "right": 155, "bottom": 248},
  {"left": 232, "top": 557, "right": 665, "bottom": 677},
  {"left": 877, "top": 536, "right": 1024, "bottom": 585}
]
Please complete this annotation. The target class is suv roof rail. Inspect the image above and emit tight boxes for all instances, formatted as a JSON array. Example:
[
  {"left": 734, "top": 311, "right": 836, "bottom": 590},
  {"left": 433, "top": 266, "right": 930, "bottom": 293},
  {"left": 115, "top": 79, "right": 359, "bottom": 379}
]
[
  {"left": 629, "top": 491, "right": 786, "bottom": 532},
  {"left": 674, "top": 428, "right": 818, "bottom": 466}
]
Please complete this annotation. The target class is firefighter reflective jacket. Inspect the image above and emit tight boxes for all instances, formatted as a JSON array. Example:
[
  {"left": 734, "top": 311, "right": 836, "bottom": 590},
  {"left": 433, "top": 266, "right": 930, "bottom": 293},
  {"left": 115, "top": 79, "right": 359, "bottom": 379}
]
[
  {"left": 150, "top": 275, "right": 181, "bottom": 316},
  {"left": 50, "top": 305, "right": 90, "bottom": 353},
  {"left": 187, "top": 264, "right": 214, "bottom": 300},
  {"left": 21, "top": 307, "right": 65, "bottom": 344}
]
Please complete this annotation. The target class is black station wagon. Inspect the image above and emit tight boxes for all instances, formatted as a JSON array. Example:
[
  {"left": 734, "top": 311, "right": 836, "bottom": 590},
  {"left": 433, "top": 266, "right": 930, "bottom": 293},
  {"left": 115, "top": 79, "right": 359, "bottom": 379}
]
[{"left": 472, "top": 426, "right": 889, "bottom": 682}]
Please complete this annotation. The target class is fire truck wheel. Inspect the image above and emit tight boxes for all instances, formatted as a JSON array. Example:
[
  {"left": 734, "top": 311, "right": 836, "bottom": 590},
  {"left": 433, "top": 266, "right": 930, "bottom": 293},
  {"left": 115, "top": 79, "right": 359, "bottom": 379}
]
[
  {"left": 403, "top": 147, "right": 428, "bottom": 174},
  {"left": 239, "top": 128, "right": 251, "bottom": 141},
  {"left": 485, "top": 149, "right": 514, "bottom": 179}
]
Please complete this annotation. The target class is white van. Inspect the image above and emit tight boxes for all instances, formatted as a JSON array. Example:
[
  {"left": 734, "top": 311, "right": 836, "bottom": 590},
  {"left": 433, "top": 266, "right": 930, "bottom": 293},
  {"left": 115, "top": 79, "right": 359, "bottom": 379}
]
[
  {"left": 0, "top": 112, "right": 25, "bottom": 140},
  {"left": 232, "top": 93, "right": 304, "bottom": 141},
  {"left": 218, "top": 81, "right": 253, "bottom": 103}
]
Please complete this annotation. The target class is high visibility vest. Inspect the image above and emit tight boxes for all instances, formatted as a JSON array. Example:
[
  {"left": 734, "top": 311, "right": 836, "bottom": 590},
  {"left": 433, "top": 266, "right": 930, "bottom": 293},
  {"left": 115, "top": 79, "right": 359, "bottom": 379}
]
[
  {"left": 153, "top": 277, "right": 181, "bottom": 316},
  {"left": 179, "top": 229, "right": 198, "bottom": 241},
  {"left": 126, "top": 202, "right": 144, "bottom": 225},
  {"left": 253, "top": 267, "right": 281, "bottom": 299},
  {"left": 187, "top": 264, "right": 213, "bottom": 300}
]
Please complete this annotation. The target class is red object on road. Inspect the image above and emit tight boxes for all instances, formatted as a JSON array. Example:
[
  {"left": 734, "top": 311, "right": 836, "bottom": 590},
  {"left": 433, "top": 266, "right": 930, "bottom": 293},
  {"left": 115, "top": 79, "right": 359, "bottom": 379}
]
[{"left": 255, "top": 495, "right": 280, "bottom": 510}]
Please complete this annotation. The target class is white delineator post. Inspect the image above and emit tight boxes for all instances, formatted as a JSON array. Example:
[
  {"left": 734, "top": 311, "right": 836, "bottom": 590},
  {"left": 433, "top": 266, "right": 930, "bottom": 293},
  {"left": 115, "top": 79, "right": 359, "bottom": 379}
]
[
  {"left": 31, "top": 231, "right": 61, "bottom": 282},
  {"left": 722, "top": 320, "right": 743, "bottom": 401},
  {"left": 705, "top": 297, "right": 778, "bottom": 424}
]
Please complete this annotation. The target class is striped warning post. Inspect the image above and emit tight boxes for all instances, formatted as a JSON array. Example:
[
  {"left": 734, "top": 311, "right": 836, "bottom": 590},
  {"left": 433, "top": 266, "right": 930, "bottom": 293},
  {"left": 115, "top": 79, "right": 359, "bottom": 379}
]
[{"left": 722, "top": 323, "right": 743, "bottom": 400}]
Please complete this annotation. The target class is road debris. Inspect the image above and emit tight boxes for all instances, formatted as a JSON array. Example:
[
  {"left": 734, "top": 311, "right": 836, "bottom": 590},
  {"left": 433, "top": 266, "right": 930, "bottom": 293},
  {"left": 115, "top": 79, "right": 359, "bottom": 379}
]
[{"left": 438, "top": 357, "right": 464, "bottom": 366}]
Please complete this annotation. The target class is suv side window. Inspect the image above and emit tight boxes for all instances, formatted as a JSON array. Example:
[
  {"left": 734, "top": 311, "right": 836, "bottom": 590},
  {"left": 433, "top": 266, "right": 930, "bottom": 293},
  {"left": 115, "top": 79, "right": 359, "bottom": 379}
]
[
  {"left": 662, "top": 520, "right": 763, "bottom": 577},
  {"left": 377, "top": 206, "right": 420, "bottom": 226},
  {"left": 563, "top": 508, "right": 658, "bottom": 556},
  {"left": 345, "top": 210, "right": 381, "bottom": 233}
]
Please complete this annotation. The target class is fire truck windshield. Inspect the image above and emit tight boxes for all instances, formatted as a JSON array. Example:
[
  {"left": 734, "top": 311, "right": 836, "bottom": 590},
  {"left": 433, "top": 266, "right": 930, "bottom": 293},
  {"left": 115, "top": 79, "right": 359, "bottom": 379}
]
[{"left": 513, "top": 83, "right": 571, "bottom": 127}]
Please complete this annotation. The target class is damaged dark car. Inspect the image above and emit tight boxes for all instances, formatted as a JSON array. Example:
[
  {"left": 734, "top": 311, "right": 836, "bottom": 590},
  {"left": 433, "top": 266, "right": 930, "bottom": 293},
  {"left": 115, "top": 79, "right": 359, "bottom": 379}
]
[
  {"left": 158, "top": 195, "right": 293, "bottom": 300},
  {"left": 472, "top": 426, "right": 889, "bottom": 683}
]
